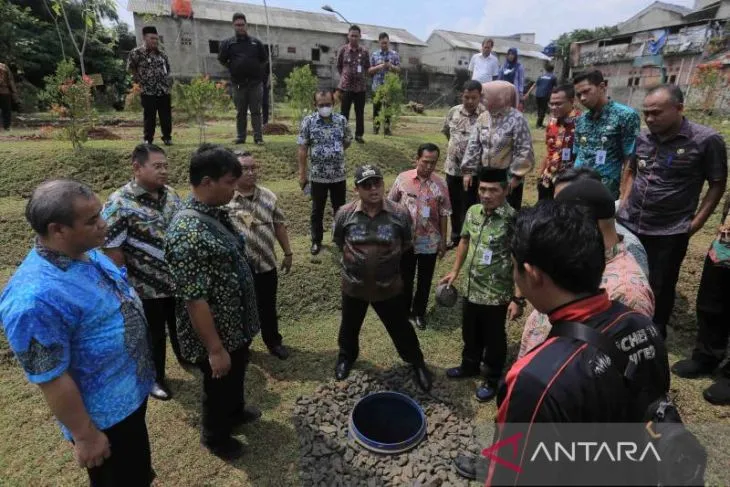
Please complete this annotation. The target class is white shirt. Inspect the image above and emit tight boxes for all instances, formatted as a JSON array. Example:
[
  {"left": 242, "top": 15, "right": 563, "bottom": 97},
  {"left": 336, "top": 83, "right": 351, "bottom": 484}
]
[{"left": 468, "top": 53, "right": 499, "bottom": 83}]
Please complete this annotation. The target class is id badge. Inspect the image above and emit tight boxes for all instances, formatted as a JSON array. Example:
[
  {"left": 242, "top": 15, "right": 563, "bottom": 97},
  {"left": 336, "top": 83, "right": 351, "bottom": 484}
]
[
  {"left": 561, "top": 148, "right": 572, "bottom": 161},
  {"left": 421, "top": 206, "right": 431, "bottom": 219},
  {"left": 595, "top": 150, "right": 607, "bottom": 166},
  {"left": 357, "top": 65, "right": 362, "bottom": 74},
  {"left": 481, "top": 249, "right": 493, "bottom": 265}
]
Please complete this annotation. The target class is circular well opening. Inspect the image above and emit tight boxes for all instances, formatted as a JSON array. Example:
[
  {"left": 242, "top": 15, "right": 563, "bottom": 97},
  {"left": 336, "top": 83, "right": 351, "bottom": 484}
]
[{"left": 350, "top": 391, "right": 426, "bottom": 454}]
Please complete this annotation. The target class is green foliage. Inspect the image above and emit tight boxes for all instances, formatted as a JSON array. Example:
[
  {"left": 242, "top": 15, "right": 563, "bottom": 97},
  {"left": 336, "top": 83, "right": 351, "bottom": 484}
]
[
  {"left": 172, "top": 76, "right": 233, "bottom": 143},
  {"left": 284, "top": 65, "right": 318, "bottom": 129},
  {"left": 372, "top": 73, "right": 405, "bottom": 135},
  {"left": 553, "top": 26, "right": 620, "bottom": 80}
]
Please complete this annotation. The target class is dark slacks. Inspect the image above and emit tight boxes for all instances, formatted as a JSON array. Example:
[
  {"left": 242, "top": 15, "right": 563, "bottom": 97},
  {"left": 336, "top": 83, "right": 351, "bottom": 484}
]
[
  {"left": 0, "top": 94, "right": 11, "bottom": 130},
  {"left": 142, "top": 297, "right": 181, "bottom": 382},
  {"left": 692, "top": 256, "right": 730, "bottom": 377},
  {"left": 340, "top": 90, "right": 366, "bottom": 137},
  {"left": 372, "top": 101, "right": 390, "bottom": 132},
  {"left": 446, "top": 174, "right": 466, "bottom": 244},
  {"left": 461, "top": 300, "right": 508, "bottom": 386},
  {"left": 537, "top": 181, "right": 555, "bottom": 201},
  {"left": 86, "top": 400, "right": 153, "bottom": 487},
  {"left": 253, "top": 269, "right": 283, "bottom": 349},
  {"left": 535, "top": 96, "right": 549, "bottom": 127},
  {"left": 310, "top": 180, "right": 346, "bottom": 244},
  {"left": 507, "top": 183, "right": 524, "bottom": 211},
  {"left": 198, "top": 346, "right": 249, "bottom": 445},
  {"left": 140, "top": 94, "right": 172, "bottom": 143},
  {"left": 262, "top": 83, "right": 270, "bottom": 126},
  {"left": 638, "top": 233, "right": 690, "bottom": 336},
  {"left": 233, "top": 81, "right": 263, "bottom": 141},
  {"left": 401, "top": 249, "right": 438, "bottom": 318},
  {"left": 338, "top": 293, "right": 425, "bottom": 366}
]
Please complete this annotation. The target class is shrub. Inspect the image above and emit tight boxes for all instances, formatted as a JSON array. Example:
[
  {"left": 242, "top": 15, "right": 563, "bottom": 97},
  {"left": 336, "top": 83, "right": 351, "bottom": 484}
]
[
  {"left": 372, "top": 72, "right": 405, "bottom": 135},
  {"left": 172, "top": 76, "right": 232, "bottom": 143},
  {"left": 284, "top": 65, "right": 318, "bottom": 129}
]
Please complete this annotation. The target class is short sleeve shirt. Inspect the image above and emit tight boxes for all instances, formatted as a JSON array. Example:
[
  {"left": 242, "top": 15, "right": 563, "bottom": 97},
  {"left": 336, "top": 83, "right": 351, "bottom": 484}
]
[
  {"left": 337, "top": 44, "right": 371, "bottom": 93},
  {"left": 102, "top": 181, "right": 182, "bottom": 299},
  {"left": 460, "top": 202, "right": 516, "bottom": 306},
  {"left": 297, "top": 112, "right": 353, "bottom": 184},
  {"left": 574, "top": 101, "right": 641, "bottom": 198},
  {"left": 468, "top": 53, "right": 499, "bottom": 83},
  {"left": 127, "top": 45, "right": 172, "bottom": 96},
  {"left": 442, "top": 104, "right": 485, "bottom": 176},
  {"left": 617, "top": 119, "right": 728, "bottom": 236},
  {"left": 388, "top": 169, "right": 452, "bottom": 254},
  {"left": 541, "top": 109, "right": 580, "bottom": 187},
  {"left": 370, "top": 49, "right": 400, "bottom": 91},
  {"left": 164, "top": 196, "right": 260, "bottom": 363},
  {"left": 227, "top": 186, "right": 286, "bottom": 274},
  {"left": 534, "top": 73, "right": 557, "bottom": 98},
  {"left": 0, "top": 244, "right": 154, "bottom": 440}
]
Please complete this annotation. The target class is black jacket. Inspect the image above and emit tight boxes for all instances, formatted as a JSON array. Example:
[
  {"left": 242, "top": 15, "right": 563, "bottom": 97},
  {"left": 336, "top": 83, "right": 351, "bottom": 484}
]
[{"left": 218, "top": 34, "right": 266, "bottom": 84}]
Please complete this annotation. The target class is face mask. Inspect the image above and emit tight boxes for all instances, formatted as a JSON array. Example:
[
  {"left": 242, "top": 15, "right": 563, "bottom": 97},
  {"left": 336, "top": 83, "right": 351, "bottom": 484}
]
[{"left": 318, "top": 106, "right": 332, "bottom": 118}]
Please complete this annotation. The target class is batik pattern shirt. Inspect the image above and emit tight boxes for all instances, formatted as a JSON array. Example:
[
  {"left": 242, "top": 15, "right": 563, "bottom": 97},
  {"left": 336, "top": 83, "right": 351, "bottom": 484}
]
[
  {"left": 442, "top": 104, "right": 485, "bottom": 176},
  {"left": 388, "top": 169, "right": 452, "bottom": 254},
  {"left": 333, "top": 199, "right": 413, "bottom": 302},
  {"left": 298, "top": 112, "right": 353, "bottom": 184},
  {"left": 227, "top": 186, "right": 286, "bottom": 274},
  {"left": 574, "top": 101, "right": 640, "bottom": 198},
  {"left": 540, "top": 110, "right": 580, "bottom": 188},
  {"left": 337, "top": 44, "right": 371, "bottom": 93},
  {"left": 0, "top": 244, "right": 153, "bottom": 440},
  {"left": 127, "top": 45, "right": 172, "bottom": 96},
  {"left": 102, "top": 181, "right": 182, "bottom": 299},
  {"left": 370, "top": 49, "right": 400, "bottom": 91},
  {"left": 519, "top": 241, "right": 654, "bottom": 358},
  {"left": 165, "top": 197, "right": 259, "bottom": 363},
  {"left": 460, "top": 202, "right": 516, "bottom": 306},
  {"left": 461, "top": 108, "right": 535, "bottom": 178}
]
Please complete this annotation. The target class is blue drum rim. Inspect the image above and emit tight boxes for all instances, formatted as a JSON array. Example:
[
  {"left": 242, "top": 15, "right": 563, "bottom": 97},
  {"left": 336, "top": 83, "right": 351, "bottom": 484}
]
[{"left": 348, "top": 391, "right": 427, "bottom": 453}]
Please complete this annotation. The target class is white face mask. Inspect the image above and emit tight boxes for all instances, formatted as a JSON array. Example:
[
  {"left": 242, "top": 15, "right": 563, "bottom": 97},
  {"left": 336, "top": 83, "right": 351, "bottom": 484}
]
[{"left": 318, "top": 106, "right": 333, "bottom": 118}]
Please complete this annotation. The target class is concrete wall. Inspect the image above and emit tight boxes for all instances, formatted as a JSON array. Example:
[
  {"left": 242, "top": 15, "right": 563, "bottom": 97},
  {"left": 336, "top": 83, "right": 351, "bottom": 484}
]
[
  {"left": 618, "top": 9, "right": 685, "bottom": 34},
  {"left": 421, "top": 34, "right": 457, "bottom": 73}
]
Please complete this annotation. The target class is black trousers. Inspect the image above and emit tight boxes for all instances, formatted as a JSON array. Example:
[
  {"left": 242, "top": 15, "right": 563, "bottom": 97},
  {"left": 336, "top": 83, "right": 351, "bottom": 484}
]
[
  {"left": 140, "top": 94, "right": 172, "bottom": 143},
  {"left": 0, "top": 94, "right": 11, "bottom": 130},
  {"left": 262, "top": 83, "right": 270, "bottom": 126},
  {"left": 401, "top": 249, "right": 438, "bottom": 317},
  {"left": 692, "top": 256, "right": 730, "bottom": 377},
  {"left": 233, "top": 81, "right": 263, "bottom": 141},
  {"left": 535, "top": 96, "right": 549, "bottom": 127},
  {"left": 461, "top": 300, "right": 508, "bottom": 386},
  {"left": 465, "top": 177, "right": 523, "bottom": 211},
  {"left": 338, "top": 293, "right": 425, "bottom": 366},
  {"left": 86, "top": 400, "right": 153, "bottom": 487},
  {"left": 537, "top": 181, "right": 554, "bottom": 201},
  {"left": 507, "top": 183, "right": 524, "bottom": 211},
  {"left": 311, "top": 180, "right": 346, "bottom": 244},
  {"left": 253, "top": 269, "right": 282, "bottom": 349},
  {"left": 638, "top": 233, "right": 690, "bottom": 336},
  {"left": 198, "top": 346, "right": 249, "bottom": 445},
  {"left": 372, "top": 101, "right": 390, "bottom": 132},
  {"left": 142, "top": 297, "right": 181, "bottom": 382},
  {"left": 341, "top": 90, "right": 366, "bottom": 137},
  {"left": 446, "top": 174, "right": 466, "bottom": 244}
]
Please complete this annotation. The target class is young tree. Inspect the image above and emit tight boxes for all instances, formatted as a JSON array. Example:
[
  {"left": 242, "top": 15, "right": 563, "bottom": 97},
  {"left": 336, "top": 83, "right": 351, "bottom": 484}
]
[{"left": 285, "top": 65, "right": 318, "bottom": 129}]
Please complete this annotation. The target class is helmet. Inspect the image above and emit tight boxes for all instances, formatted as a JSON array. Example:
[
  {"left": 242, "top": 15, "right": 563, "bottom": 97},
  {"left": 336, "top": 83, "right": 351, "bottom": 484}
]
[{"left": 435, "top": 283, "right": 458, "bottom": 308}]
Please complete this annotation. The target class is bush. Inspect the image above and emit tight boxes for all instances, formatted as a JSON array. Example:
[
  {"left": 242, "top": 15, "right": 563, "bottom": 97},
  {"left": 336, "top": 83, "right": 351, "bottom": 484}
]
[
  {"left": 15, "top": 80, "right": 40, "bottom": 113},
  {"left": 372, "top": 72, "right": 405, "bottom": 135},
  {"left": 172, "top": 76, "right": 232, "bottom": 143},
  {"left": 284, "top": 65, "right": 318, "bottom": 129},
  {"left": 124, "top": 83, "right": 143, "bottom": 112}
]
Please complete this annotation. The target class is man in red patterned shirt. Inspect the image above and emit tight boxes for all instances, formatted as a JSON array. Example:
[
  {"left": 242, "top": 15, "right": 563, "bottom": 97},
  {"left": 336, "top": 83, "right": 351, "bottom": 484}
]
[
  {"left": 336, "top": 25, "right": 371, "bottom": 144},
  {"left": 537, "top": 84, "right": 580, "bottom": 200}
]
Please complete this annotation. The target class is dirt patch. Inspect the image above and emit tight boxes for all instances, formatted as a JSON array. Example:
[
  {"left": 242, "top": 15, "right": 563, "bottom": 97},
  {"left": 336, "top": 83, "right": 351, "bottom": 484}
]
[
  {"left": 263, "top": 123, "right": 292, "bottom": 135},
  {"left": 87, "top": 127, "right": 121, "bottom": 140}
]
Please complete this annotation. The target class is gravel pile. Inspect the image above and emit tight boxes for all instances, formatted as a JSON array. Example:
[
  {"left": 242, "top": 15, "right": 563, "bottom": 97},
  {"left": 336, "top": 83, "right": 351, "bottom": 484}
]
[{"left": 292, "top": 367, "right": 481, "bottom": 486}]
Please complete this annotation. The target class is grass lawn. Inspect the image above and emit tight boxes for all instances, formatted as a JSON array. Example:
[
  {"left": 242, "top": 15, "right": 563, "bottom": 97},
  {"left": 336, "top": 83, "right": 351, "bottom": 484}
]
[{"left": 0, "top": 107, "right": 729, "bottom": 486}]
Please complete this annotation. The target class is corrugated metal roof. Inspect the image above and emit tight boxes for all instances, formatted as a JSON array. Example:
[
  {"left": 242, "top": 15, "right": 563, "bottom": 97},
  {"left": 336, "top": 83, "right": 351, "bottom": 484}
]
[
  {"left": 430, "top": 30, "right": 551, "bottom": 60},
  {"left": 127, "top": 0, "right": 427, "bottom": 46}
]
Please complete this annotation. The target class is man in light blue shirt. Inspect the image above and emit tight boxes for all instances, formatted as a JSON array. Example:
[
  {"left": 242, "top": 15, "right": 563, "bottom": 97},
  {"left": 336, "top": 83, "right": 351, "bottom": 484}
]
[{"left": 0, "top": 179, "right": 154, "bottom": 487}]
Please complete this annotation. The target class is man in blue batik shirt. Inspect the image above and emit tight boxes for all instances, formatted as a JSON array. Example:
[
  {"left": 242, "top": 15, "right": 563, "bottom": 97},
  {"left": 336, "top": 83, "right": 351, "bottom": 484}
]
[
  {"left": 0, "top": 179, "right": 154, "bottom": 487},
  {"left": 572, "top": 70, "right": 640, "bottom": 199},
  {"left": 368, "top": 32, "right": 401, "bottom": 136}
]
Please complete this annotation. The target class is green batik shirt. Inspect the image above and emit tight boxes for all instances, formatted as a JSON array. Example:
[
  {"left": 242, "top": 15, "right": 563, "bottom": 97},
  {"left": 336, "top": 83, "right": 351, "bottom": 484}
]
[{"left": 460, "top": 202, "right": 516, "bottom": 305}]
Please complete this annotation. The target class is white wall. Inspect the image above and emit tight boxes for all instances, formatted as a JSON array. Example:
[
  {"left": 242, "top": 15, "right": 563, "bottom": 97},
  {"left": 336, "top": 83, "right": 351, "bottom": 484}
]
[
  {"left": 421, "top": 34, "right": 457, "bottom": 73},
  {"left": 619, "top": 9, "right": 684, "bottom": 34}
]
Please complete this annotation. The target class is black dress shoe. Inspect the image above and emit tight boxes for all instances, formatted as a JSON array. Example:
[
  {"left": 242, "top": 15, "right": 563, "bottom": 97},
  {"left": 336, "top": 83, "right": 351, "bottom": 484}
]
[
  {"left": 310, "top": 242, "right": 321, "bottom": 255},
  {"left": 703, "top": 378, "right": 730, "bottom": 405},
  {"left": 413, "top": 364, "right": 433, "bottom": 392},
  {"left": 269, "top": 344, "right": 289, "bottom": 360},
  {"left": 150, "top": 381, "right": 172, "bottom": 401},
  {"left": 453, "top": 453, "right": 477, "bottom": 480},
  {"left": 446, "top": 366, "right": 479, "bottom": 379},
  {"left": 162, "top": 139, "right": 173, "bottom": 146},
  {"left": 384, "top": 128, "right": 392, "bottom": 136},
  {"left": 672, "top": 359, "right": 715, "bottom": 379},
  {"left": 202, "top": 437, "right": 244, "bottom": 460},
  {"left": 415, "top": 316, "right": 427, "bottom": 330},
  {"left": 254, "top": 139, "right": 264, "bottom": 145},
  {"left": 234, "top": 138, "right": 245, "bottom": 144},
  {"left": 335, "top": 360, "right": 352, "bottom": 380},
  {"left": 232, "top": 405, "right": 262, "bottom": 426},
  {"left": 475, "top": 381, "right": 497, "bottom": 402},
  {"left": 355, "top": 136, "right": 365, "bottom": 144}
]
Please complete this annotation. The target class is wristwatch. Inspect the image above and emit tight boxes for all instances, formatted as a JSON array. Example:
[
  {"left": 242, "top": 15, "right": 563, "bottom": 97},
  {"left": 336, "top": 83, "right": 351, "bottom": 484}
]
[{"left": 511, "top": 296, "right": 526, "bottom": 307}]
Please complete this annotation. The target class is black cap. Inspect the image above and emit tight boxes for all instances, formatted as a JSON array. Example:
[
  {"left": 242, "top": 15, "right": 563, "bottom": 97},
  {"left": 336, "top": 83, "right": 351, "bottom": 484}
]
[
  {"left": 354, "top": 165, "right": 383, "bottom": 185},
  {"left": 142, "top": 26, "right": 158, "bottom": 35},
  {"left": 478, "top": 167, "right": 508, "bottom": 183},
  {"left": 555, "top": 179, "right": 616, "bottom": 220}
]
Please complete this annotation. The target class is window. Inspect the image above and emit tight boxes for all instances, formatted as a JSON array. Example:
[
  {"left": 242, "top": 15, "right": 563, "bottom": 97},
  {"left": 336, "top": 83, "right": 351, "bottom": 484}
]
[
  {"left": 209, "top": 40, "right": 220, "bottom": 54},
  {"left": 668, "top": 74, "right": 677, "bottom": 84},
  {"left": 265, "top": 44, "right": 279, "bottom": 59},
  {"left": 311, "top": 48, "right": 320, "bottom": 61},
  {"left": 287, "top": 46, "right": 296, "bottom": 54}
]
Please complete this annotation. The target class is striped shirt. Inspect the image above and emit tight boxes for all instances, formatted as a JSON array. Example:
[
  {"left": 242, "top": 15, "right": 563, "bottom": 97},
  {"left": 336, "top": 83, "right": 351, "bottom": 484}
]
[
  {"left": 227, "top": 187, "right": 286, "bottom": 274},
  {"left": 102, "top": 180, "right": 182, "bottom": 299}
]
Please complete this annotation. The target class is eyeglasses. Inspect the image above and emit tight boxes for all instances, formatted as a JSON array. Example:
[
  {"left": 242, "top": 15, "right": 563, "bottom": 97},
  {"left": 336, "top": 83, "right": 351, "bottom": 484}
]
[{"left": 358, "top": 179, "right": 381, "bottom": 190}]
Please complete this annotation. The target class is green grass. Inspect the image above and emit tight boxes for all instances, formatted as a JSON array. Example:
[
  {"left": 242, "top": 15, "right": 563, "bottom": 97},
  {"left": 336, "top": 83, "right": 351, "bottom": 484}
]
[{"left": 0, "top": 111, "right": 729, "bottom": 486}]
